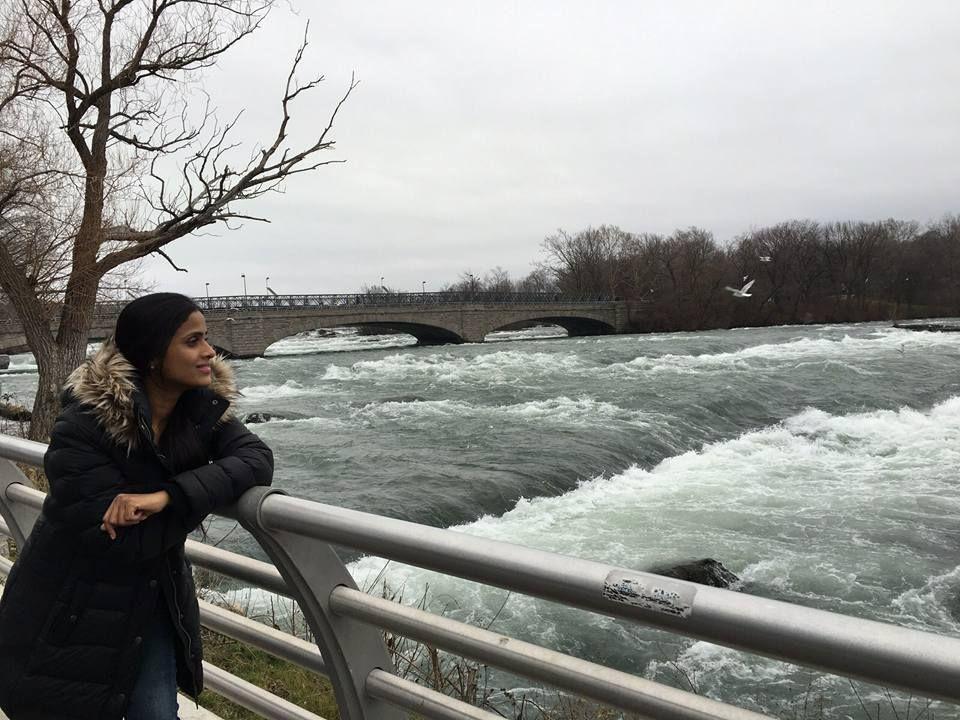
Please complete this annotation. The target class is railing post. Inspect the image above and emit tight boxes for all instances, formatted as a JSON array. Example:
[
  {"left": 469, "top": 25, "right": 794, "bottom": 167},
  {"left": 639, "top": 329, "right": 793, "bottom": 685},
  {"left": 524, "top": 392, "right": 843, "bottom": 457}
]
[
  {"left": 234, "top": 487, "right": 403, "bottom": 720},
  {"left": 0, "top": 461, "right": 42, "bottom": 547}
]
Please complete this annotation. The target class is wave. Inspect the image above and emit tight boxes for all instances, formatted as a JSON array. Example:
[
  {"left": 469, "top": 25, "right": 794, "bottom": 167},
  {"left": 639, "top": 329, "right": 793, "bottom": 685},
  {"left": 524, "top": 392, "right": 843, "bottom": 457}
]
[
  {"left": 243, "top": 416, "right": 350, "bottom": 431},
  {"left": 354, "top": 396, "right": 651, "bottom": 427},
  {"left": 892, "top": 564, "right": 960, "bottom": 633},
  {"left": 602, "top": 327, "right": 960, "bottom": 375},
  {"left": 347, "top": 395, "right": 960, "bottom": 639},
  {"left": 244, "top": 324, "right": 955, "bottom": 394},
  {"left": 218, "top": 394, "right": 960, "bottom": 714},
  {"left": 239, "top": 380, "right": 318, "bottom": 400},
  {"left": 486, "top": 326, "right": 568, "bottom": 342},
  {"left": 265, "top": 328, "right": 417, "bottom": 356},
  {"left": 0, "top": 364, "right": 38, "bottom": 375},
  {"left": 238, "top": 396, "right": 651, "bottom": 432},
  {"left": 319, "top": 349, "right": 584, "bottom": 384}
]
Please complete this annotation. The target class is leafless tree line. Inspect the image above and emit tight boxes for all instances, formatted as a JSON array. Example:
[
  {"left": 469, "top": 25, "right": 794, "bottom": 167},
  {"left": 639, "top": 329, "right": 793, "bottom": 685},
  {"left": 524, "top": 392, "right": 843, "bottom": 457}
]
[
  {"left": 442, "top": 266, "right": 557, "bottom": 295},
  {"left": 532, "top": 218, "right": 959, "bottom": 331}
]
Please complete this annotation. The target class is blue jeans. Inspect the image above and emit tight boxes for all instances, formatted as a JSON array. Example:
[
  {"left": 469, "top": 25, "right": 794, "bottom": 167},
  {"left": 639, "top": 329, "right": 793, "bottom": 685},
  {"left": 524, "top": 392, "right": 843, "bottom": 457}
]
[{"left": 125, "top": 611, "right": 179, "bottom": 720}]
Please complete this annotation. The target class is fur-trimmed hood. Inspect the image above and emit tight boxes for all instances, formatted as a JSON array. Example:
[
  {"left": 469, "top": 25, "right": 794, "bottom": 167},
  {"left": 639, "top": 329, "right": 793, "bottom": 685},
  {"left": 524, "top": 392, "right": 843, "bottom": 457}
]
[{"left": 63, "top": 339, "right": 238, "bottom": 451}]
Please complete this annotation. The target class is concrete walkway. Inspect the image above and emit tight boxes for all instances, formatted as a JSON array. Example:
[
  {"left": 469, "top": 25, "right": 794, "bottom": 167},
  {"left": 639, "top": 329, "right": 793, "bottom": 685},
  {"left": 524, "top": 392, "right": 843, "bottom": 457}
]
[{"left": 176, "top": 695, "right": 225, "bottom": 719}]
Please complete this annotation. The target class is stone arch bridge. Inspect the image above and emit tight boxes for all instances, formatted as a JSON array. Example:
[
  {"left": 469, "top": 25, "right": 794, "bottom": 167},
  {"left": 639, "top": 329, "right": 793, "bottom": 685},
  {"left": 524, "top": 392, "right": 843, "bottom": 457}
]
[{"left": 0, "top": 292, "right": 635, "bottom": 358}]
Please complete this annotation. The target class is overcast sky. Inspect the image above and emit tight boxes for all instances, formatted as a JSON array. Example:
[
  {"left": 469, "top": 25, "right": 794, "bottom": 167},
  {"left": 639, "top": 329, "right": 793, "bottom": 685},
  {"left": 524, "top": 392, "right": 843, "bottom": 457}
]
[{"left": 141, "top": 1, "right": 960, "bottom": 298}]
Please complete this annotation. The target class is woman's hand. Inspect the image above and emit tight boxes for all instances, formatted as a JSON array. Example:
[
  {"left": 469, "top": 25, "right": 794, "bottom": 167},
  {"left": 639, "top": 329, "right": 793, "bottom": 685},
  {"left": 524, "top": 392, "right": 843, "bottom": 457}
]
[{"left": 100, "top": 491, "right": 170, "bottom": 540}]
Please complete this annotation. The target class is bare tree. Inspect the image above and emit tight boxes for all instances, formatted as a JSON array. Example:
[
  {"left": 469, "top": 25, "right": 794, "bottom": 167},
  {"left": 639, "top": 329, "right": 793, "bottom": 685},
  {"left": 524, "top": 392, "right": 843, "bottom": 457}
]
[
  {"left": 541, "top": 225, "right": 632, "bottom": 297},
  {"left": 914, "top": 215, "right": 960, "bottom": 313},
  {"left": 516, "top": 265, "right": 557, "bottom": 293},
  {"left": 734, "top": 221, "right": 826, "bottom": 324},
  {"left": 481, "top": 266, "right": 513, "bottom": 294},
  {"left": 0, "top": 0, "right": 356, "bottom": 442}
]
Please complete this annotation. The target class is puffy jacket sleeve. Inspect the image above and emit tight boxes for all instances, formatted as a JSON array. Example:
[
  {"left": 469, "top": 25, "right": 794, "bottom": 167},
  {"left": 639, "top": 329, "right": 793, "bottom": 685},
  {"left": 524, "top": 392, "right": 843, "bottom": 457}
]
[
  {"left": 43, "top": 410, "right": 191, "bottom": 565},
  {"left": 168, "top": 417, "right": 273, "bottom": 528}
]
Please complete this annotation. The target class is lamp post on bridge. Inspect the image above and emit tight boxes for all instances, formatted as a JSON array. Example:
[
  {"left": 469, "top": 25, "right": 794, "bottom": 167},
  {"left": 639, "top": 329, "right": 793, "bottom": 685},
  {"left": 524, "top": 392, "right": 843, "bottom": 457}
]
[
  {"left": 204, "top": 282, "right": 209, "bottom": 300},
  {"left": 241, "top": 273, "right": 247, "bottom": 308},
  {"left": 422, "top": 280, "right": 425, "bottom": 295}
]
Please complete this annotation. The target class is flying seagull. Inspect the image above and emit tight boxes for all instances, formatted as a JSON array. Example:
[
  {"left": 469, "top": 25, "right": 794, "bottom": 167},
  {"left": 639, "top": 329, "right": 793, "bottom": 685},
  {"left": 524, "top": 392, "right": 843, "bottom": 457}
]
[{"left": 725, "top": 279, "right": 755, "bottom": 298}]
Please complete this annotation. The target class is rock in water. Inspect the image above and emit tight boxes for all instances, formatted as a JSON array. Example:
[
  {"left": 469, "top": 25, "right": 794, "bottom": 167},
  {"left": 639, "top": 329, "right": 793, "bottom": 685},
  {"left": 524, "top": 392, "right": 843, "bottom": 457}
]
[
  {"left": 648, "top": 558, "right": 741, "bottom": 589},
  {"left": 242, "top": 411, "right": 307, "bottom": 424},
  {"left": 0, "top": 355, "right": 9, "bottom": 370}
]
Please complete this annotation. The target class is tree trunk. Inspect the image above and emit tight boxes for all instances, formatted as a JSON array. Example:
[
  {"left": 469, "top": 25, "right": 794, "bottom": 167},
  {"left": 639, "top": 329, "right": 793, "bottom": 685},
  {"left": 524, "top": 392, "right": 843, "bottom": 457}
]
[{"left": 29, "top": 338, "right": 88, "bottom": 446}]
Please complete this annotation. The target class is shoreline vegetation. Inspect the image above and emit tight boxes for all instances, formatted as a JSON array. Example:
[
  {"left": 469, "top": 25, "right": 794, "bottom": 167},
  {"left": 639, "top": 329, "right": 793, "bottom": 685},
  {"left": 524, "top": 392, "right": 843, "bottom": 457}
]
[{"left": 431, "top": 216, "right": 960, "bottom": 334}]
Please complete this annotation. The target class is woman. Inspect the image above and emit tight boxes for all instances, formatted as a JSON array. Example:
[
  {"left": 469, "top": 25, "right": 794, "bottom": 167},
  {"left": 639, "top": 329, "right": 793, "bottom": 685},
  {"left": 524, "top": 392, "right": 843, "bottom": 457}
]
[{"left": 0, "top": 293, "right": 274, "bottom": 720}]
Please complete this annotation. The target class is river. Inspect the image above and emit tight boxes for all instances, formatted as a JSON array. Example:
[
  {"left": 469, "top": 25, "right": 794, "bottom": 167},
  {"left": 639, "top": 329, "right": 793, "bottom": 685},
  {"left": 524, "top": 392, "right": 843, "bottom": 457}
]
[{"left": 2, "top": 321, "right": 958, "bottom": 718}]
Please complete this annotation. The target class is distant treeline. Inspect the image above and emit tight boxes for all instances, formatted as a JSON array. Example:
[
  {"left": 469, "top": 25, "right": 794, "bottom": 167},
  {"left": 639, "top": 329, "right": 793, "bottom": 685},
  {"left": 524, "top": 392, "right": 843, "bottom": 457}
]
[{"left": 445, "top": 216, "right": 960, "bottom": 331}]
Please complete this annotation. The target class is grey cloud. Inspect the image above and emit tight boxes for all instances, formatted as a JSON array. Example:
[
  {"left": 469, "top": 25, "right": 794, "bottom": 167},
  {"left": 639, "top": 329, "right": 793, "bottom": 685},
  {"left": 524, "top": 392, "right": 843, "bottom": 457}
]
[{"left": 143, "top": 0, "right": 960, "bottom": 296}]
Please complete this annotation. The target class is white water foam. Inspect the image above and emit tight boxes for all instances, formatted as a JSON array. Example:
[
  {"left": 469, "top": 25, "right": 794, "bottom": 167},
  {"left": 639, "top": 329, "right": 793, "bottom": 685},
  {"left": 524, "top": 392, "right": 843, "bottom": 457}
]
[
  {"left": 486, "top": 326, "right": 568, "bottom": 342},
  {"left": 241, "top": 396, "right": 651, "bottom": 432},
  {"left": 355, "top": 396, "right": 651, "bottom": 427},
  {"left": 0, "top": 343, "right": 101, "bottom": 375},
  {"left": 215, "top": 395, "right": 960, "bottom": 714},
  {"left": 265, "top": 327, "right": 416, "bottom": 356},
  {"left": 319, "top": 349, "right": 584, "bottom": 385},
  {"left": 239, "top": 379, "right": 317, "bottom": 400},
  {"left": 602, "top": 328, "right": 960, "bottom": 376},
  {"left": 0, "top": 352, "right": 38, "bottom": 374},
  {"left": 341, "top": 395, "right": 960, "bottom": 681}
]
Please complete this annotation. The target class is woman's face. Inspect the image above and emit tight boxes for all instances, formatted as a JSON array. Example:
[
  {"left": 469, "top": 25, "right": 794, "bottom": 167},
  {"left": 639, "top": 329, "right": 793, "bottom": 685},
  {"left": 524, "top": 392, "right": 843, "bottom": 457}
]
[{"left": 158, "top": 311, "right": 216, "bottom": 390}]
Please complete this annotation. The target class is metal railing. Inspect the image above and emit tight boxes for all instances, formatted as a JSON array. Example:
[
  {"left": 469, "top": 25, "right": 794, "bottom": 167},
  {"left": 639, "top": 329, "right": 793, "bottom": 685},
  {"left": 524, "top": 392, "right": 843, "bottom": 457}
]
[
  {"left": 0, "top": 432, "right": 958, "bottom": 720},
  {"left": 0, "top": 293, "right": 619, "bottom": 333},
  {"left": 86, "top": 292, "right": 617, "bottom": 319}
]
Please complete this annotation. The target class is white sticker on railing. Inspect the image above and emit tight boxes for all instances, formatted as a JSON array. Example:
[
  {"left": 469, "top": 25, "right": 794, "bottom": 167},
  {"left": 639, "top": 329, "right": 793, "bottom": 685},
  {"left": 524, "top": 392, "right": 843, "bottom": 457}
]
[{"left": 601, "top": 571, "right": 696, "bottom": 618}]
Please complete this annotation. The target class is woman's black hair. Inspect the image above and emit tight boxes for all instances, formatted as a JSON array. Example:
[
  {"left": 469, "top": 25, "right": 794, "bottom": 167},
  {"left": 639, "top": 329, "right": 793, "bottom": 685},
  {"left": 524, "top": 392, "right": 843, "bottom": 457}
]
[
  {"left": 114, "top": 292, "right": 208, "bottom": 473},
  {"left": 114, "top": 292, "right": 201, "bottom": 377}
]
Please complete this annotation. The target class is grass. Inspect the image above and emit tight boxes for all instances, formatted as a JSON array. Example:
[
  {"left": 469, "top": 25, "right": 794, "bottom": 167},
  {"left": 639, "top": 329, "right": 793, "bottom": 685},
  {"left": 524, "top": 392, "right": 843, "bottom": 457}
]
[
  {"left": 196, "top": 625, "right": 341, "bottom": 720},
  {"left": 191, "top": 573, "right": 652, "bottom": 719}
]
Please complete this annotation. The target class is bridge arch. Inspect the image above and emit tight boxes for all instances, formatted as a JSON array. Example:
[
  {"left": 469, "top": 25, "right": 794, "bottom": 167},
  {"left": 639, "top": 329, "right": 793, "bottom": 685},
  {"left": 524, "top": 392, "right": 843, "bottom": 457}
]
[
  {"left": 263, "top": 321, "right": 465, "bottom": 352},
  {"left": 486, "top": 315, "right": 615, "bottom": 338}
]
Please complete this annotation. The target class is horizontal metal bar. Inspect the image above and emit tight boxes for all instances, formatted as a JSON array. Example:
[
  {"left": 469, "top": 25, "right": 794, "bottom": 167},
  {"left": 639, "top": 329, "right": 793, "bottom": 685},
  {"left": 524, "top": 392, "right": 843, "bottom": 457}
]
[
  {"left": 202, "top": 661, "right": 328, "bottom": 720},
  {"left": 332, "top": 586, "right": 770, "bottom": 720},
  {"left": 199, "top": 598, "right": 326, "bottom": 676},
  {"left": 262, "top": 495, "right": 960, "bottom": 703},
  {"left": 185, "top": 538, "right": 291, "bottom": 598},
  {"left": 0, "top": 436, "right": 46, "bottom": 467},
  {"left": 366, "top": 669, "right": 502, "bottom": 720},
  {"left": 0, "top": 481, "right": 292, "bottom": 600},
  {"left": 4, "top": 482, "right": 44, "bottom": 510}
]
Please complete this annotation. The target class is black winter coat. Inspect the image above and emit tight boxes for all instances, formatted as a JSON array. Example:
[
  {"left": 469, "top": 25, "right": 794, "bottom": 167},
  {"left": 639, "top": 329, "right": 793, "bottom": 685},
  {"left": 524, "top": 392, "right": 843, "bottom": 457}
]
[{"left": 0, "top": 342, "right": 273, "bottom": 720}]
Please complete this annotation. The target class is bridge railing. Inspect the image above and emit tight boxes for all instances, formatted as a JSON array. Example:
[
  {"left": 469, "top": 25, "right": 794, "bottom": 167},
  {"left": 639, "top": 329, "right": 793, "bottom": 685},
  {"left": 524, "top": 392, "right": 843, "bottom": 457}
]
[
  {"left": 0, "top": 293, "right": 620, "bottom": 334},
  {"left": 0, "top": 433, "right": 958, "bottom": 720},
  {"left": 87, "top": 292, "right": 616, "bottom": 318}
]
